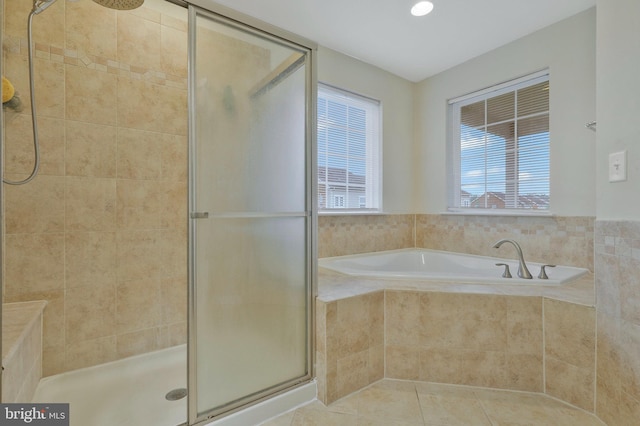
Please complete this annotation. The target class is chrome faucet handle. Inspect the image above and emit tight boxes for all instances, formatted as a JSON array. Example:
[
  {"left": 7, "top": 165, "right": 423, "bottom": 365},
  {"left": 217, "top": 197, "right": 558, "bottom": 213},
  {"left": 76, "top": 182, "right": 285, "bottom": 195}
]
[
  {"left": 496, "top": 263, "right": 512, "bottom": 278},
  {"left": 538, "top": 264, "right": 556, "bottom": 279}
]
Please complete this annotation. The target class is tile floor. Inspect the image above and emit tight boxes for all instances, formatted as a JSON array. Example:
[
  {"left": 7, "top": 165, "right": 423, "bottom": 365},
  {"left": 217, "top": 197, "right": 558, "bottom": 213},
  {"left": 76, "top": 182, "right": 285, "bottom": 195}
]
[{"left": 261, "top": 380, "right": 605, "bottom": 426}]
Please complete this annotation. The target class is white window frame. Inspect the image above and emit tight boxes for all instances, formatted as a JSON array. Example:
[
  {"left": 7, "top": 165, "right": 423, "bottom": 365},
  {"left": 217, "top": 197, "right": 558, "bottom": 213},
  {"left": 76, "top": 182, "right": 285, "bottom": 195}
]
[
  {"left": 317, "top": 83, "right": 382, "bottom": 213},
  {"left": 447, "top": 70, "right": 551, "bottom": 216}
]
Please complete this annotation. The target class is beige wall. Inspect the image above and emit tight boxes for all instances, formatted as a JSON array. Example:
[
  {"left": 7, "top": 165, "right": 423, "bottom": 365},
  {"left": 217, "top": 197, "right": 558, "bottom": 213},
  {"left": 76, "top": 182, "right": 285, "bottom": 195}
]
[
  {"left": 317, "top": 47, "right": 415, "bottom": 213},
  {"left": 594, "top": 0, "right": 640, "bottom": 423},
  {"left": 414, "top": 8, "right": 596, "bottom": 216},
  {"left": 596, "top": 0, "right": 640, "bottom": 220},
  {"left": 2, "top": 0, "right": 188, "bottom": 375}
]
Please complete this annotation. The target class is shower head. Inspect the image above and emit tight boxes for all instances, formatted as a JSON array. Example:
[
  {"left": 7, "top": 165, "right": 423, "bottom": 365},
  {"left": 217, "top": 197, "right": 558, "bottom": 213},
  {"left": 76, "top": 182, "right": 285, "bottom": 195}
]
[
  {"left": 92, "top": 0, "right": 144, "bottom": 10},
  {"left": 32, "top": 0, "right": 145, "bottom": 14}
]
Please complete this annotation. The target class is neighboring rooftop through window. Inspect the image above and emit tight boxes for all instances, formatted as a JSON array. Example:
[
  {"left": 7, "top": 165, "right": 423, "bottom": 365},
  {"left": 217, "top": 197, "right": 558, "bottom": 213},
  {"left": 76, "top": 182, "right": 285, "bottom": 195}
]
[{"left": 317, "top": 83, "right": 381, "bottom": 211}]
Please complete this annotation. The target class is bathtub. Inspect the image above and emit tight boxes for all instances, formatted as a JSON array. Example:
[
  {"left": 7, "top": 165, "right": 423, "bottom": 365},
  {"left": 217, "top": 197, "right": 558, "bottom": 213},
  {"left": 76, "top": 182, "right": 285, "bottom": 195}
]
[{"left": 318, "top": 248, "right": 588, "bottom": 285}]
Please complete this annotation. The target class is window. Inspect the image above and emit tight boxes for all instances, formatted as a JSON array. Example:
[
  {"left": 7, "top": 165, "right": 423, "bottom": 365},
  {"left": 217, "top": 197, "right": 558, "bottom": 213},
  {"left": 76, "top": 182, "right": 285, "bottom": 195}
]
[
  {"left": 318, "top": 83, "right": 381, "bottom": 211},
  {"left": 358, "top": 196, "right": 366, "bottom": 208},
  {"left": 448, "top": 71, "right": 550, "bottom": 212}
]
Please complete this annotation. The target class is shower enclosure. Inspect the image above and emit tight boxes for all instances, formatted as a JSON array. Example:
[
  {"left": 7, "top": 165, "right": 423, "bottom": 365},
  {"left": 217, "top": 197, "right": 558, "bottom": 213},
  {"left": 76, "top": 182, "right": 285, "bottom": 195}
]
[
  {"left": 0, "top": 0, "right": 316, "bottom": 424},
  {"left": 188, "top": 1, "right": 316, "bottom": 423}
]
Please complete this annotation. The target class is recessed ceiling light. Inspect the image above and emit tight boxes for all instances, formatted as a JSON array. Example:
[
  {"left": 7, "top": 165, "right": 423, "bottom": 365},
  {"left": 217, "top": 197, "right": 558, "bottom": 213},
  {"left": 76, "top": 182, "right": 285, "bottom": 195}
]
[{"left": 411, "top": 1, "right": 434, "bottom": 17}]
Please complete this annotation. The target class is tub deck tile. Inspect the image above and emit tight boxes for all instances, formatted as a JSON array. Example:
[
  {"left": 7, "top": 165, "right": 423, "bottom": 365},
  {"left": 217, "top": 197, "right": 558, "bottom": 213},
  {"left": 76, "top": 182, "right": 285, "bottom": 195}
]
[{"left": 318, "top": 269, "right": 595, "bottom": 307}]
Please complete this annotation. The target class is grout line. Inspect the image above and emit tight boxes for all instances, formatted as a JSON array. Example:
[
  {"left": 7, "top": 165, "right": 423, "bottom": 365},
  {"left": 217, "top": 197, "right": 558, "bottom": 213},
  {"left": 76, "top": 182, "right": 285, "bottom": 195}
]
[
  {"left": 593, "top": 310, "right": 598, "bottom": 415},
  {"left": 474, "top": 392, "right": 497, "bottom": 426},
  {"left": 542, "top": 297, "right": 546, "bottom": 394},
  {"left": 382, "top": 289, "right": 387, "bottom": 379},
  {"left": 413, "top": 381, "right": 427, "bottom": 425},
  {"left": 542, "top": 392, "right": 606, "bottom": 424}
]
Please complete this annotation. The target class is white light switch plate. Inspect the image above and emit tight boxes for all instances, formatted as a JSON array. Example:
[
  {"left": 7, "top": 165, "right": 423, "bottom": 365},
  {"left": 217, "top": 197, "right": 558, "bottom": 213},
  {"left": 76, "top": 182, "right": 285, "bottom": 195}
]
[{"left": 609, "top": 150, "right": 627, "bottom": 182}]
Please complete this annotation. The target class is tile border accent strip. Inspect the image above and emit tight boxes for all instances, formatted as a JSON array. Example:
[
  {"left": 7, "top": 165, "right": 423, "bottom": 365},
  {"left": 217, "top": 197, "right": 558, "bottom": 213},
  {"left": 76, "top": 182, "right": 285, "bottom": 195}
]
[{"left": 3, "top": 35, "right": 187, "bottom": 90}]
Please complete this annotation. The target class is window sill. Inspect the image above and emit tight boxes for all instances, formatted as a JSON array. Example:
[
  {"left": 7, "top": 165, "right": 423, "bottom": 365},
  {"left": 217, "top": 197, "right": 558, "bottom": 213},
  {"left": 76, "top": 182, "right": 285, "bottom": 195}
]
[
  {"left": 443, "top": 209, "right": 555, "bottom": 218},
  {"left": 319, "top": 210, "right": 385, "bottom": 216}
]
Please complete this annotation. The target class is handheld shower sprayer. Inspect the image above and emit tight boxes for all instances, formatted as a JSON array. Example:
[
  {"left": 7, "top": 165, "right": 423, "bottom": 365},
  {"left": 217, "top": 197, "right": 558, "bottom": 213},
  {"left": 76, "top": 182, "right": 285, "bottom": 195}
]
[
  {"left": 32, "top": 0, "right": 58, "bottom": 15},
  {"left": 3, "top": 0, "right": 144, "bottom": 186},
  {"left": 2, "top": 0, "right": 56, "bottom": 185}
]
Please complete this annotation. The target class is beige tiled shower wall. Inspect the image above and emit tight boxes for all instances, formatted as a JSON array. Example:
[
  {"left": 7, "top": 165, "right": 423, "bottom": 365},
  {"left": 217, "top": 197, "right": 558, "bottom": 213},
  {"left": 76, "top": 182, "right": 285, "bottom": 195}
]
[
  {"left": 416, "top": 214, "right": 595, "bottom": 271},
  {"left": 595, "top": 220, "right": 640, "bottom": 424},
  {"left": 2, "top": 1, "right": 188, "bottom": 375}
]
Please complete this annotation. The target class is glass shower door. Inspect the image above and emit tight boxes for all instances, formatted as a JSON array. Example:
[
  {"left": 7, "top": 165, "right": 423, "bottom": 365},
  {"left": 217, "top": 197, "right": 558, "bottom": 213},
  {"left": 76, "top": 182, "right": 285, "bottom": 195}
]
[{"left": 187, "top": 5, "right": 314, "bottom": 423}]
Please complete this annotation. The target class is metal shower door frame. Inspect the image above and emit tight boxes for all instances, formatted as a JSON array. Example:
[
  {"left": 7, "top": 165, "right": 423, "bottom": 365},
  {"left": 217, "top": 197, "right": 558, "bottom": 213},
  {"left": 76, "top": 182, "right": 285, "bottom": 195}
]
[
  {"left": 0, "top": 0, "right": 4, "bottom": 403},
  {"left": 185, "top": 2, "right": 317, "bottom": 424}
]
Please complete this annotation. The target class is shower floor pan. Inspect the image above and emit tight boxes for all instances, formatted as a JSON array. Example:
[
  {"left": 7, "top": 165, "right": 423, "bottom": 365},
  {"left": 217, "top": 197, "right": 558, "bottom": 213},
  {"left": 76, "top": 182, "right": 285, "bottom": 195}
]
[{"left": 33, "top": 345, "right": 187, "bottom": 426}]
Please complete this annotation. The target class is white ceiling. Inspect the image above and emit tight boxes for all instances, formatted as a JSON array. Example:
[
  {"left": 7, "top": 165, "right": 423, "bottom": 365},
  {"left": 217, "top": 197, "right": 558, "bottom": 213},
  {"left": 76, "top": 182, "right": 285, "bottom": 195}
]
[{"left": 210, "top": 0, "right": 596, "bottom": 82}]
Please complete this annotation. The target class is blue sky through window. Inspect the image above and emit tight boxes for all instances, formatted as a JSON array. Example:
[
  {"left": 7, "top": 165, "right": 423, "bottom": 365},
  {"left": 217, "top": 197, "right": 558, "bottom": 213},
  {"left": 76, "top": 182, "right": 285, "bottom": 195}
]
[{"left": 460, "top": 124, "right": 549, "bottom": 198}]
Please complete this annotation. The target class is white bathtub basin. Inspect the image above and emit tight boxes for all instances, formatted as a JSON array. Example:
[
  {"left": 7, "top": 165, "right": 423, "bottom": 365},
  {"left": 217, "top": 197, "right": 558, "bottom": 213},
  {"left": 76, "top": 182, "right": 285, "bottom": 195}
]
[{"left": 318, "top": 248, "right": 588, "bottom": 285}]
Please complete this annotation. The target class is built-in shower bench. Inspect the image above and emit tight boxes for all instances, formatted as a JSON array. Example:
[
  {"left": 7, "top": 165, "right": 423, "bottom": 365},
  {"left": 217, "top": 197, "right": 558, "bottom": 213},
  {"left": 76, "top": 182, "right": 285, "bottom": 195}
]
[
  {"left": 315, "top": 270, "right": 597, "bottom": 414},
  {"left": 2, "top": 300, "right": 47, "bottom": 403}
]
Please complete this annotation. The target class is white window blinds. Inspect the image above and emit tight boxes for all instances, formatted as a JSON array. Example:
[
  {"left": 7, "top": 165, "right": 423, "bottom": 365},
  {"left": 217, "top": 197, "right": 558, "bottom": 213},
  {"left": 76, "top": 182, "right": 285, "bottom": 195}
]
[
  {"left": 449, "top": 71, "right": 550, "bottom": 212},
  {"left": 317, "top": 84, "right": 381, "bottom": 211}
]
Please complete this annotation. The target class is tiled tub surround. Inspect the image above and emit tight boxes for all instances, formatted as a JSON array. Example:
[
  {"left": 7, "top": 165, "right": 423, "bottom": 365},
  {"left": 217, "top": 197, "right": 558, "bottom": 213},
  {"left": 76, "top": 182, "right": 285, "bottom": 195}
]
[
  {"left": 317, "top": 214, "right": 599, "bottom": 409},
  {"left": 315, "top": 270, "right": 597, "bottom": 413},
  {"left": 595, "top": 220, "right": 640, "bottom": 425},
  {"left": 319, "top": 214, "right": 595, "bottom": 271},
  {"left": 2, "top": 0, "right": 188, "bottom": 375},
  {"left": 318, "top": 214, "right": 414, "bottom": 258},
  {"left": 315, "top": 290, "right": 384, "bottom": 404},
  {"left": 1, "top": 301, "right": 47, "bottom": 403},
  {"left": 416, "top": 214, "right": 595, "bottom": 271}
]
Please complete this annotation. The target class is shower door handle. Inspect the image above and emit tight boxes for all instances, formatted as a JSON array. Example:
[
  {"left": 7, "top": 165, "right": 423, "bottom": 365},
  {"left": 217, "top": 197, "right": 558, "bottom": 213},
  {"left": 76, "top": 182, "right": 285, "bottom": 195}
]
[{"left": 190, "top": 212, "right": 209, "bottom": 219}]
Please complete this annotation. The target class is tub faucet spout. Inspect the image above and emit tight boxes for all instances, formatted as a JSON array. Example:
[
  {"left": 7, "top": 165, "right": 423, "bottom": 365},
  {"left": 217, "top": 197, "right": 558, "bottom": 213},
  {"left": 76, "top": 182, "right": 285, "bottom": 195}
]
[{"left": 492, "top": 239, "right": 533, "bottom": 279}]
